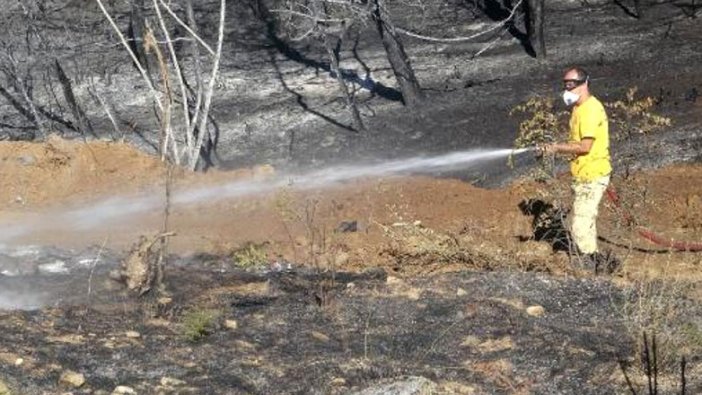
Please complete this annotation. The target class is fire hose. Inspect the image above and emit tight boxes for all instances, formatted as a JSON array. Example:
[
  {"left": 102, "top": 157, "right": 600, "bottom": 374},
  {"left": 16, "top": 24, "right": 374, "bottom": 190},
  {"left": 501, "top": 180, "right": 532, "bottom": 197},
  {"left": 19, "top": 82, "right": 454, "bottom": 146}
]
[
  {"left": 526, "top": 146, "right": 702, "bottom": 252},
  {"left": 605, "top": 184, "right": 702, "bottom": 252}
]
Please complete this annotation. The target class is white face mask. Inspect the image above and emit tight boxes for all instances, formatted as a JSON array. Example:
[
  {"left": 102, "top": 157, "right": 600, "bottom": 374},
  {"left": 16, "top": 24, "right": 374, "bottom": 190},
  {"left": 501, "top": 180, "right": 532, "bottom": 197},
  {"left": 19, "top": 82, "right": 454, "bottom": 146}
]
[{"left": 563, "top": 90, "right": 580, "bottom": 106}]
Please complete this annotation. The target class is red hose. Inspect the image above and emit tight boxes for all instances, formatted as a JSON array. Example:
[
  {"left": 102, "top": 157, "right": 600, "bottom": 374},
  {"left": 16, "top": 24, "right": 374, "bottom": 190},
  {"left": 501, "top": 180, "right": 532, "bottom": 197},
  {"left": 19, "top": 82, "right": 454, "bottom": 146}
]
[{"left": 605, "top": 186, "right": 702, "bottom": 252}]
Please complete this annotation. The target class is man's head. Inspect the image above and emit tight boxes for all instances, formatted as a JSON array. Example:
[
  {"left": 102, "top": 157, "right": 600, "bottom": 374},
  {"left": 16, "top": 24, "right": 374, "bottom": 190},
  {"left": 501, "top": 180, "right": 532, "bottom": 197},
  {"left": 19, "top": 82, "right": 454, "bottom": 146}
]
[{"left": 562, "top": 67, "right": 590, "bottom": 106}]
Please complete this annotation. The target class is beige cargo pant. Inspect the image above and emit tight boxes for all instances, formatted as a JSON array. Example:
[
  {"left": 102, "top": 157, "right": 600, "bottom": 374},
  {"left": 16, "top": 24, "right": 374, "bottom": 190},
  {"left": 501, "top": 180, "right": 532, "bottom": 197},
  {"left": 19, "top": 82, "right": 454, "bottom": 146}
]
[{"left": 571, "top": 175, "right": 610, "bottom": 254}]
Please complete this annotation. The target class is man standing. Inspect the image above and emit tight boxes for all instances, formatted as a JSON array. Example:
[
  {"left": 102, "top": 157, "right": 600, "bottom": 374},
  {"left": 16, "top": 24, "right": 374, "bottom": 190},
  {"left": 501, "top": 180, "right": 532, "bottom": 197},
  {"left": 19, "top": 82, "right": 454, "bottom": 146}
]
[{"left": 541, "top": 67, "right": 618, "bottom": 273}]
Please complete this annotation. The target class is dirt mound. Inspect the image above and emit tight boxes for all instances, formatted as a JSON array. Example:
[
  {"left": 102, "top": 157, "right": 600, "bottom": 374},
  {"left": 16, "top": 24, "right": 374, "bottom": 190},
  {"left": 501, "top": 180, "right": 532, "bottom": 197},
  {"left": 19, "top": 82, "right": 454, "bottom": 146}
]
[
  {"left": 0, "top": 135, "right": 168, "bottom": 207},
  {"left": 0, "top": 137, "right": 701, "bottom": 282}
]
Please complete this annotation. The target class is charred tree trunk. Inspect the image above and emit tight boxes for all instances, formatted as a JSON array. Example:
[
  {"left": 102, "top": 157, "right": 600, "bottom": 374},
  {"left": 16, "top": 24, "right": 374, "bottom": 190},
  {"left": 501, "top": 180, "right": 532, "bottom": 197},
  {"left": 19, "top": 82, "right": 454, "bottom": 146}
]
[
  {"left": 311, "top": 2, "right": 365, "bottom": 132},
  {"left": 128, "top": 0, "right": 151, "bottom": 77},
  {"left": 322, "top": 33, "right": 365, "bottom": 132},
  {"left": 525, "top": 0, "right": 546, "bottom": 59},
  {"left": 371, "top": 0, "right": 424, "bottom": 107},
  {"left": 54, "top": 59, "right": 95, "bottom": 137},
  {"left": 633, "top": 0, "right": 644, "bottom": 19}
]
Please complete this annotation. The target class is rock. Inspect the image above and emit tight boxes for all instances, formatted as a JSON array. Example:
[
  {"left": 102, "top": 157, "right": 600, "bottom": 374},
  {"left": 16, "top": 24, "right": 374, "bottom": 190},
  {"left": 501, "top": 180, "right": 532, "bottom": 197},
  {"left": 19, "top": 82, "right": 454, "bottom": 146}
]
[
  {"left": 334, "top": 252, "right": 350, "bottom": 266},
  {"left": 517, "top": 240, "right": 552, "bottom": 259},
  {"left": 456, "top": 288, "right": 468, "bottom": 296},
  {"left": 125, "top": 331, "right": 141, "bottom": 338},
  {"left": 330, "top": 377, "right": 347, "bottom": 387},
  {"left": 476, "top": 337, "right": 514, "bottom": 352},
  {"left": 336, "top": 220, "right": 358, "bottom": 233},
  {"left": 0, "top": 380, "right": 11, "bottom": 395},
  {"left": 224, "top": 319, "right": 238, "bottom": 330},
  {"left": 112, "top": 386, "right": 137, "bottom": 395},
  {"left": 59, "top": 370, "right": 85, "bottom": 388},
  {"left": 16, "top": 154, "right": 36, "bottom": 166},
  {"left": 160, "top": 376, "right": 186, "bottom": 387},
  {"left": 158, "top": 297, "right": 173, "bottom": 305},
  {"left": 309, "top": 331, "right": 330, "bottom": 343},
  {"left": 351, "top": 376, "right": 437, "bottom": 395},
  {"left": 526, "top": 305, "right": 546, "bottom": 317},
  {"left": 14, "top": 358, "right": 23, "bottom": 366},
  {"left": 459, "top": 336, "right": 481, "bottom": 347}
]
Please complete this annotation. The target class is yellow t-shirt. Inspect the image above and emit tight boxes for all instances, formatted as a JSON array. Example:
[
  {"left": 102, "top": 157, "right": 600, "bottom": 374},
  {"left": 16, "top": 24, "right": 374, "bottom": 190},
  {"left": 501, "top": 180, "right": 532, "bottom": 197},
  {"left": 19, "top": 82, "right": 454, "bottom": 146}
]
[{"left": 569, "top": 96, "right": 612, "bottom": 182}]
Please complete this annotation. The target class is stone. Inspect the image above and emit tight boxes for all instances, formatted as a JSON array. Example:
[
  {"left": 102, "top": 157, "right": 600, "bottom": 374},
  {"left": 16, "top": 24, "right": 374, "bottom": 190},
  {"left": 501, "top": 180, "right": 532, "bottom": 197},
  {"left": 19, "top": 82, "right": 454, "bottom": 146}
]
[
  {"left": 59, "top": 370, "right": 85, "bottom": 388},
  {"left": 160, "top": 376, "right": 186, "bottom": 387},
  {"left": 125, "top": 331, "right": 141, "bottom": 338},
  {"left": 0, "top": 380, "right": 11, "bottom": 395},
  {"left": 112, "top": 386, "right": 137, "bottom": 395},
  {"left": 456, "top": 288, "right": 468, "bottom": 296},
  {"left": 224, "top": 319, "right": 238, "bottom": 330},
  {"left": 14, "top": 358, "right": 23, "bottom": 366},
  {"left": 330, "top": 377, "right": 347, "bottom": 386},
  {"left": 309, "top": 331, "right": 330, "bottom": 343},
  {"left": 16, "top": 155, "right": 36, "bottom": 166},
  {"left": 336, "top": 220, "right": 358, "bottom": 233},
  {"left": 526, "top": 305, "right": 545, "bottom": 317}
]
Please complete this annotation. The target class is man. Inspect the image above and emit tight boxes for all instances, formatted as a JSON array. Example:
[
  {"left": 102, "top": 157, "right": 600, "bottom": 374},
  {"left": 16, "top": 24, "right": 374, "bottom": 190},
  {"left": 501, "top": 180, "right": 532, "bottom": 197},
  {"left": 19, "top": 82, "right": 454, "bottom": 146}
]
[{"left": 541, "top": 67, "right": 618, "bottom": 273}]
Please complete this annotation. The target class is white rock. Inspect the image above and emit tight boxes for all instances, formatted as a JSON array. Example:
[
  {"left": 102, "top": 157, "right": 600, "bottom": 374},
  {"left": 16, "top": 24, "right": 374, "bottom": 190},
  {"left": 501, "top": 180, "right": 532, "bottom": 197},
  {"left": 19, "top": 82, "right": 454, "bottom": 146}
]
[
  {"left": 59, "top": 370, "right": 85, "bottom": 388},
  {"left": 125, "top": 331, "right": 141, "bottom": 339},
  {"left": 14, "top": 358, "right": 23, "bottom": 366},
  {"left": 526, "top": 305, "right": 546, "bottom": 317},
  {"left": 224, "top": 320, "right": 238, "bottom": 330},
  {"left": 112, "top": 385, "right": 137, "bottom": 395},
  {"left": 160, "top": 376, "right": 186, "bottom": 387}
]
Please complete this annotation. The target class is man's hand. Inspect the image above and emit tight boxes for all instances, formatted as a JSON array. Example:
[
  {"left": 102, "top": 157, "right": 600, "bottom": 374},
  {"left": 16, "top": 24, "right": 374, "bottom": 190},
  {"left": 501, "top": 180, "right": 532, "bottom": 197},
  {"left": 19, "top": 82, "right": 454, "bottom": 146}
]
[{"left": 536, "top": 143, "right": 556, "bottom": 155}]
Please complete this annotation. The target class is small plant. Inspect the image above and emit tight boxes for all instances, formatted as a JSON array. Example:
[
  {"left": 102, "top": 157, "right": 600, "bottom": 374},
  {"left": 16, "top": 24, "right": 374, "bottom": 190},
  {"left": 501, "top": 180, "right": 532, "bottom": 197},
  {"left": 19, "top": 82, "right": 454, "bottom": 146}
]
[
  {"left": 510, "top": 96, "right": 569, "bottom": 149},
  {"left": 181, "top": 308, "right": 220, "bottom": 341},
  {"left": 231, "top": 242, "right": 269, "bottom": 269},
  {"left": 509, "top": 96, "right": 569, "bottom": 176},
  {"left": 619, "top": 278, "right": 701, "bottom": 369},
  {"left": 605, "top": 87, "right": 672, "bottom": 138}
]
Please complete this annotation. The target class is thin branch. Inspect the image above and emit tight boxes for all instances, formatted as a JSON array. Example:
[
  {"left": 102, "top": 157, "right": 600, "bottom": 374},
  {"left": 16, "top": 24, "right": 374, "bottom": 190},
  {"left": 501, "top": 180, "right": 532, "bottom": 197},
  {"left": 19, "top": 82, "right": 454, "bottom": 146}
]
[
  {"left": 189, "top": 0, "right": 226, "bottom": 170},
  {"left": 270, "top": 9, "right": 347, "bottom": 23},
  {"left": 157, "top": 0, "right": 215, "bottom": 56},
  {"left": 94, "top": 0, "right": 163, "bottom": 113},
  {"left": 395, "top": 0, "right": 524, "bottom": 43},
  {"left": 154, "top": 0, "right": 190, "bottom": 162}
]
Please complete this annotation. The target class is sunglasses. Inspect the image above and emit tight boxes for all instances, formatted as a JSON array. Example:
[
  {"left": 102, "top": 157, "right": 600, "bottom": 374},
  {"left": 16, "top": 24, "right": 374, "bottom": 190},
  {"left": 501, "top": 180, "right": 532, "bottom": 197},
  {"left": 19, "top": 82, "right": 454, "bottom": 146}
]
[{"left": 563, "top": 79, "right": 586, "bottom": 90}]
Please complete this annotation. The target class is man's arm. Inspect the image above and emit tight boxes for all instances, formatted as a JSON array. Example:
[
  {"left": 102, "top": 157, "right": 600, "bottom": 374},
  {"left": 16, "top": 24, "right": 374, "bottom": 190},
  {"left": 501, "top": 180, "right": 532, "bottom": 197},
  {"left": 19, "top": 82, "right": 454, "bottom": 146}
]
[{"left": 542, "top": 137, "right": 594, "bottom": 155}]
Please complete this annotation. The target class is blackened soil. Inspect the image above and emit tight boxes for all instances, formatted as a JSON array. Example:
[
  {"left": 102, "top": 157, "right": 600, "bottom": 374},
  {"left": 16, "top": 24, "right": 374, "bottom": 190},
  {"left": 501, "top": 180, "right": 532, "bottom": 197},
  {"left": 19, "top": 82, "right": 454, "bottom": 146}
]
[{"left": 0, "top": 261, "right": 661, "bottom": 394}]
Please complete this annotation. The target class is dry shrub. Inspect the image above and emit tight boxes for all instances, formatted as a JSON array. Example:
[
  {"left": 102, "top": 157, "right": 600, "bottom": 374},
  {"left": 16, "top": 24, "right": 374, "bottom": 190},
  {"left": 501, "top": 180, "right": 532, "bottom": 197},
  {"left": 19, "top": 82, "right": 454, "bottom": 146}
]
[
  {"left": 231, "top": 242, "right": 269, "bottom": 269},
  {"left": 619, "top": 278, "right": 701, "bottom": 369},
  {"left": 378, "top": 218, "right": 556, "bottom": 273},
  {"left": 605, "top": 87, "right": 672, "bottom": 139},
  {"left": 510, "top": 89, "right": 672, "bottom": 175}
]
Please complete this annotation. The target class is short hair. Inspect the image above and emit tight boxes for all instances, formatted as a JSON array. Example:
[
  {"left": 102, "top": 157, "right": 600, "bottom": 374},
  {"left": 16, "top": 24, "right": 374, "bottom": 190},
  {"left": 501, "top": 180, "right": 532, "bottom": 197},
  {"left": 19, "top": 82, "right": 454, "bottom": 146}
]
[{"left": 565, "top": 67, "right": 589, "bottom": 85}]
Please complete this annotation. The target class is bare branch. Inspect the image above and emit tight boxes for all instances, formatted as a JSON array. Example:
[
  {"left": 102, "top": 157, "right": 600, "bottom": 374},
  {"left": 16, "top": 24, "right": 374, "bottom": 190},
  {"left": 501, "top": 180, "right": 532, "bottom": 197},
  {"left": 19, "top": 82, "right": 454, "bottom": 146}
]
[
  {"left": 157, "top": 0, "right": 215, "bottom": 56},
  {"left": 189, "top": 0, "right": 226, "bottom": 170},
  {"left": 270, "top": 9, "right": 347, "bottom": 23},
  {"left": 395, "top": 0, "right": 524, "bottom": 43},
  {"left": 94, "top": 0, "right": 163, "bottom": 112},
  {"left": 153, "top": 0, "right": 191, "bottom": 162}
]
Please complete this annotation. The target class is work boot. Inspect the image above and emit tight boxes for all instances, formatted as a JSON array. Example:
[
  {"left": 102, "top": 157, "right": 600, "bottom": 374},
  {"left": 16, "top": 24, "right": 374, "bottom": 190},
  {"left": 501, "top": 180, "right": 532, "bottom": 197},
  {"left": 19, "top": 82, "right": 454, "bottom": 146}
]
[
  {"left": 585, "top": 251, "right": 621, "bottom": 275},
  {"left": 602, "top": 251, "right": 622, "bottom": 275}
]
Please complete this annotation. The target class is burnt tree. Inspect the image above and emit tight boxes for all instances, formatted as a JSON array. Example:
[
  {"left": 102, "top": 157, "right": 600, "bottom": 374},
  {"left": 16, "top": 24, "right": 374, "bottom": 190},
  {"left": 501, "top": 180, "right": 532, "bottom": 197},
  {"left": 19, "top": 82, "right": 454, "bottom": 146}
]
[
  {"left": 371, "top": 0, "right": 424, "bottom": 107},
  {"left": 524, "top": 0, "right": 546, "bottom": 59}
]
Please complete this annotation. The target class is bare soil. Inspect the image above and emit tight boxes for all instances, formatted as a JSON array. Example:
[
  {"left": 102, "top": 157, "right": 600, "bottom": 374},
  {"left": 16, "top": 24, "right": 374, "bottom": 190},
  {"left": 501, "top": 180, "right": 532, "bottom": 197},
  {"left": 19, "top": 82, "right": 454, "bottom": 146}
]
[{"left": 1, "top": 137, "right": 700, "bottom": 281}]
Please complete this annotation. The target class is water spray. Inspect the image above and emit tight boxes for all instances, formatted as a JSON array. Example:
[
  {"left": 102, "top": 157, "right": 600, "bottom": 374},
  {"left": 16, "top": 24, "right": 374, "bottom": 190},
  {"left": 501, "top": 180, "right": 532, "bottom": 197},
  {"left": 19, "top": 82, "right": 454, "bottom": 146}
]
[{"left": 0, "top": 148, "right": 534, "bottom": 245}]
